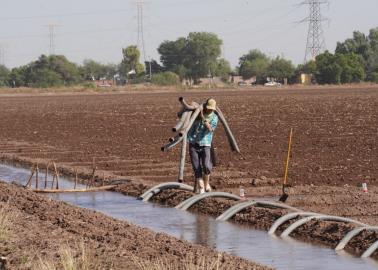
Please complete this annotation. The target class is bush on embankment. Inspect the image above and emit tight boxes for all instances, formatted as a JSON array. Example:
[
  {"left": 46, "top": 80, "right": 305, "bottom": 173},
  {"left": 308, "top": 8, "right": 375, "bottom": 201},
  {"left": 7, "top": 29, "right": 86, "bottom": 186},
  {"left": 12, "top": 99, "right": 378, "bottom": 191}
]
[{"left": 151, "top": 71, "right": 181, "bottom": 86}]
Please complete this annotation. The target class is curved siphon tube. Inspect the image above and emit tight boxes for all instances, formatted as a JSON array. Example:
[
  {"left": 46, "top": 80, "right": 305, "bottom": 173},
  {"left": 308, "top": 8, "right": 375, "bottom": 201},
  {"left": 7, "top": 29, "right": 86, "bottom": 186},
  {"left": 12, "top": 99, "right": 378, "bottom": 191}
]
[
  {"left": 281, "top": 215, "right": 366, "bottom": 237},
  {"left": 179, "top": 97, "right": 199, "bottom": 111},
  {"left": 215, "top": 107, "right": 240, "bottom": 153},
  {"left": 173, "top": 111, "right": 191, "bottom": 132},
  {"left": 179, "top": 106, "right": 202, "bottom": 137},
  {"left": 268, "top": 212, "right": 323, "bottom": 235},
  {"left": 178, "top": 134, "right": 187, "bottom": 182},
  {"left": 175, "top": 191, "right": 242, "bottom": 211},
  {"left": 161, "top": 135, "right": 183, "bottom": 152},
  {"left": 216, "top": 200, "right": 301, "bottom": 222},
  {"left": 335, "top": 226, "right": 378, "bottom": 251},
  {"left": 139, "top": 182, "right": 194, "bottom": 202}
]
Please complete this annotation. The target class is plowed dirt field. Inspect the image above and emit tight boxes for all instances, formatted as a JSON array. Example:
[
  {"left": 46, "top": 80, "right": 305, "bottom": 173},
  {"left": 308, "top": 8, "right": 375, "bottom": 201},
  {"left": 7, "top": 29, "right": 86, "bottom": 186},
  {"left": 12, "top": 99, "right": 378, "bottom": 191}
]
[{"left": 0, "top": 86, "right": 378, "bottom": 259}]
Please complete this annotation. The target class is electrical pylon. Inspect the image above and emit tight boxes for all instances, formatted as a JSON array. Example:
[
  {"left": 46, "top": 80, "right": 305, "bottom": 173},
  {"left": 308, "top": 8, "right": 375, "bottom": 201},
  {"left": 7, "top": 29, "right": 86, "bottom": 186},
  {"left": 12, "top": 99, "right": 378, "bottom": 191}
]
[
  {"left": 136, "top": 0, "right": 146, "bottom": 62},
  {"left": 302, "top": 0, "right": 328, "bottom": 62},
  {"left": 45, "top": 24, "right": 59, "bottom": 55}
]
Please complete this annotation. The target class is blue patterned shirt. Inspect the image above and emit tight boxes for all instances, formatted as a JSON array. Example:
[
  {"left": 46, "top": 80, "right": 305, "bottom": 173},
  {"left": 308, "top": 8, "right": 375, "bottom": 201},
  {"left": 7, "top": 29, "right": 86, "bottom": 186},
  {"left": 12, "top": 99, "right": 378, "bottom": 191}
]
[{"left": 188, "top": 113, "right": 218, "bottom": 147}]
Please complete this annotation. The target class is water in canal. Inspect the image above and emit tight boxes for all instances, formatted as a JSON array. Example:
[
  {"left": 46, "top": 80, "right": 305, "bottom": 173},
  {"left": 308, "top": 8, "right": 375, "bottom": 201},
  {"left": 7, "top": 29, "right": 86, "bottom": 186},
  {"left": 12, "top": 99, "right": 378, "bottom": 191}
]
[{"left": 1, "top": 163, "right": 377, "bottom": 270}]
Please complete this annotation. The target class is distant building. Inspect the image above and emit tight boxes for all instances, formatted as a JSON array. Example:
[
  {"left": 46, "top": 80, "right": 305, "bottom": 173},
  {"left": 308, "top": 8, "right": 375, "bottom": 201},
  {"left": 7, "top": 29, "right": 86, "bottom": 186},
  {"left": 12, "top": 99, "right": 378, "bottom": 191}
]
[
  {"left": 229, "top": 74, "right": 256, "bottom": 85},
  {"left": 300, "top": 73, "right": 313, "bottom": 85}
]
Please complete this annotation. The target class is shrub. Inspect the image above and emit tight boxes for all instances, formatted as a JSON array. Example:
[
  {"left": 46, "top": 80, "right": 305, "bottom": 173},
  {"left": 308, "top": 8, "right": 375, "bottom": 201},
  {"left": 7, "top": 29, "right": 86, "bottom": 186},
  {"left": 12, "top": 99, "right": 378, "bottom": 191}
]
[
  {"left": 369, "top": 72, "right": 378, "bottom": 83},
  {"left": 34, "top": 241, "right": 100, "bottom": 270},
  {"left": 151, "top": 72, "right": 180, "bottom": 86}
]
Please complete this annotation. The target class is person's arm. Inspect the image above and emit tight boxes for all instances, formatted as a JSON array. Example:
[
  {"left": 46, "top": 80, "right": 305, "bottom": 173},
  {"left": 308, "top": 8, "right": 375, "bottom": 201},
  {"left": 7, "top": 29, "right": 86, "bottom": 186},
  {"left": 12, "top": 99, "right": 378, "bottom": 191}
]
[
  {"left": 203, "top": 120, "right": 213, "bottom": 132},
  {"left": 200, "top": 110, "right": 213, "bottom": 132}
]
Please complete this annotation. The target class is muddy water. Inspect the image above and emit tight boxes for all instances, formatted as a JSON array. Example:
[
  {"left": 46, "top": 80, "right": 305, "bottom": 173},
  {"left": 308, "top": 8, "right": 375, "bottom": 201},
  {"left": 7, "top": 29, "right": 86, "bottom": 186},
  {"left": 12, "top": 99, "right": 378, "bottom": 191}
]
[{"left": 1, "top": 163, "right": 377, "bottom": 270}]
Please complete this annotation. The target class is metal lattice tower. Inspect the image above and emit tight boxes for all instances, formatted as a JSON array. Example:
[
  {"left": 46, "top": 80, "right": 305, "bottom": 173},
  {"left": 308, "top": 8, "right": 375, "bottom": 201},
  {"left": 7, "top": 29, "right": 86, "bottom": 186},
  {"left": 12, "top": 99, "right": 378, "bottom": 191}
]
[
  {"left": 303, "top": 0, "right": 328, "bottom": 62},
  {"left": 136, "top": 0, "right": 146, "bottom": 62},
  {"left": 45, "top": 24, "right": 59, "bottom": 55}
]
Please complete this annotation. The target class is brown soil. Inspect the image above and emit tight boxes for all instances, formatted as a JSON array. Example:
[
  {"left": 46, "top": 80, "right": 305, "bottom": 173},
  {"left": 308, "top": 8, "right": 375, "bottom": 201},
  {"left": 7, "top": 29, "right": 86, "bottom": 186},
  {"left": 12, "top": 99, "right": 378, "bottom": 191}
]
[
  {"left": 0, "top": 181, "right": 269, "bottom": 270},
  {"left": 0, "top": 87, "right": 378, "bottom": 259}
]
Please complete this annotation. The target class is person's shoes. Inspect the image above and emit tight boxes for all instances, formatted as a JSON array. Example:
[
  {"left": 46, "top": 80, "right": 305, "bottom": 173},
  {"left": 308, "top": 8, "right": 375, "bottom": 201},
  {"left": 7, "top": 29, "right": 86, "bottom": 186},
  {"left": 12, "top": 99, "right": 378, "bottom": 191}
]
[
  {"left": 204, "top": 174, "right": 212, "bottom": 192},
  {"left": 198, "top": 179, "right": 205, "bottom": 194}
]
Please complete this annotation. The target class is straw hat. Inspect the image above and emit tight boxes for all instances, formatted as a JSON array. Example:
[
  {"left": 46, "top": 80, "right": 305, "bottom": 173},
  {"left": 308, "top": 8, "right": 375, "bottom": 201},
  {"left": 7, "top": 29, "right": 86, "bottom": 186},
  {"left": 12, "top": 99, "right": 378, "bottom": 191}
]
[{"left": 206, "top": 98, "right": 216, "bottom": 110}]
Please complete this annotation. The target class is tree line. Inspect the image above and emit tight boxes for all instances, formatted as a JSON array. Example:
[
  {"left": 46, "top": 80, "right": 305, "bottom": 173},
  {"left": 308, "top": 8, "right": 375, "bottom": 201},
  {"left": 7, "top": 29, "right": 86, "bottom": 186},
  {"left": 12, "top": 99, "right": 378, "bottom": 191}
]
[{"left": 0, "top": 27, "right": 377, "bottom": 88}]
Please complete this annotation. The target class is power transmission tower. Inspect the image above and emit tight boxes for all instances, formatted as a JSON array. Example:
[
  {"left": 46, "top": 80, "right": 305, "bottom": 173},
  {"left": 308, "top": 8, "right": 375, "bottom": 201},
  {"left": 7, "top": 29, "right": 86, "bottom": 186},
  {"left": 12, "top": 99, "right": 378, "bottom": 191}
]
[
  {"left": 136, "top": 0, "right": 146, "bottom": 62},
  {"left": 302, "top": 0, "right": 328, "bottom": 62},
  {"left": 45, "top": 24, "right": 59, "bottom": 55}
]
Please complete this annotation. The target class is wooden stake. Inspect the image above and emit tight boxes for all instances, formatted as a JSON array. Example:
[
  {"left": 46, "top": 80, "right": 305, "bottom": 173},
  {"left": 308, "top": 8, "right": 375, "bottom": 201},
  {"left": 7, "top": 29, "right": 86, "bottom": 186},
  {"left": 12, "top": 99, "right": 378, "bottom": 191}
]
[
  {"left": 88, "top": 157, "right": 97, "bottom": 188},
  {"left": 53, "top": 162, "right": 59, "bottom": 189},
  {"left": 283, "top": 128, "right": 294, "bottom": 185},
  {"left": 35, "top": 164, "right": 39, "bottom": 189},
  {"left": 102, "top": 173, "right": 105, "bottom": 187},
  {"left": 25, "top": 165, "right": 35, "bottom": 188},
  {"left": 45, "top": 163, "right": 50, "bottom": 189},
  {"left": 89, "top": 167, "right": 96, "bottom": 188},
  {"left": 74, "top": 169, "right": 78, "bottom": 189},
  {"left": 51, "top": 172, "right": 55, "bottom": 189}
]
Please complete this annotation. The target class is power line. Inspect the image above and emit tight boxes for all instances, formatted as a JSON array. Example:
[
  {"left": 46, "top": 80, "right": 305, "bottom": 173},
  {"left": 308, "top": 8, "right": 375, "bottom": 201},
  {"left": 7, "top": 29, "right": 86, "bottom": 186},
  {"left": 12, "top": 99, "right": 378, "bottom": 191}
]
[
  {"left": 301, "top": 0, "right": 329, "bottom": 62},
  {"left": 0, "top": 9, "right": 130, "bottom": 21}
]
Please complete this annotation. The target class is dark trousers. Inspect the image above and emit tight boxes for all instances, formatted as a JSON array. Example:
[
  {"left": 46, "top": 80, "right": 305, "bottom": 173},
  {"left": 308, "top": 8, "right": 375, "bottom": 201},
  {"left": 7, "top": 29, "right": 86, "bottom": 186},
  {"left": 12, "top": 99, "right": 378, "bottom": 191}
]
[{"left": 189, "top": 143, "right": 213, "bottom": 179}]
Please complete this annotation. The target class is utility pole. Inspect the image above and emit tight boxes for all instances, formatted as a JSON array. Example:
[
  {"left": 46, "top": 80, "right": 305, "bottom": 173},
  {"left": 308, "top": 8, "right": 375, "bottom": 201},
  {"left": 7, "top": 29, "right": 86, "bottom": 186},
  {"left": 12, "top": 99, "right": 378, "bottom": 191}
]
[
  {"left": 301, "top": 0, "right": 328, "bottom": 62},
  {"left": 136, "top": 0, "right": 147, "bottom": 63},
  {"left": 45, "top": 24, "right": 59, "bottom": 55}
]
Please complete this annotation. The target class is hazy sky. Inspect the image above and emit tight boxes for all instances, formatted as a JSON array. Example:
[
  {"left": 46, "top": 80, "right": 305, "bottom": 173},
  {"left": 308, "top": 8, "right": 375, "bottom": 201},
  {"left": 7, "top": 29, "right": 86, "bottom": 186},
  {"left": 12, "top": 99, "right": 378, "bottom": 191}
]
[{"left": 1, "top": 0, "right": 377, "bottom": 68}]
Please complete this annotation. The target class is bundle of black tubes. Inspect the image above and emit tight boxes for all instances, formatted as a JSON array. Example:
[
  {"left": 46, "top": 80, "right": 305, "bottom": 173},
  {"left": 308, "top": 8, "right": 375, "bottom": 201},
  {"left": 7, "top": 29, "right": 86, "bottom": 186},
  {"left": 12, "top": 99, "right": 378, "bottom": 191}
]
[{"left": 161, "top": 97, "right": 240, "bottom": 183}]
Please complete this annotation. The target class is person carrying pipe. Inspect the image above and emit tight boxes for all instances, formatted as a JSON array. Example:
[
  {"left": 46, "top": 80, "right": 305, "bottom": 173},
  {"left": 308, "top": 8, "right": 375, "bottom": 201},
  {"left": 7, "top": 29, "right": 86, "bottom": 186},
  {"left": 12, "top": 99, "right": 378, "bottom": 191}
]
[{"left": 187, "top": 98, "right": 218, "bottom": 194}]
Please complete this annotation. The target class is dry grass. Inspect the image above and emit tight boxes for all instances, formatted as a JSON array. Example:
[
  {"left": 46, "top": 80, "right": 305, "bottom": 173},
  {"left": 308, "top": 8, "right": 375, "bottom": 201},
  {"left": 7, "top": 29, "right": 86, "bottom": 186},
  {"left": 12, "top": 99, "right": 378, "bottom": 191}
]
[
  {"left": 0, "top": 202, "right": 12, "bottom": 240},
  {"left": 34, "top": 241, "right": 100, "bottom": 270},
  {"left": 132, "top": 253, "right": 225, "bottom": 270}
]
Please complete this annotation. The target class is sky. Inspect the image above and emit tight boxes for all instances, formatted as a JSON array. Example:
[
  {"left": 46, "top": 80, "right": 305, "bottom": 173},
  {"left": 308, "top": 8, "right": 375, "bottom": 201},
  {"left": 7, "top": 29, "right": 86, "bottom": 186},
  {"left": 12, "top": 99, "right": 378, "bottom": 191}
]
[{"left": 0, "top": 0, "right": 377, "bottom": 68}]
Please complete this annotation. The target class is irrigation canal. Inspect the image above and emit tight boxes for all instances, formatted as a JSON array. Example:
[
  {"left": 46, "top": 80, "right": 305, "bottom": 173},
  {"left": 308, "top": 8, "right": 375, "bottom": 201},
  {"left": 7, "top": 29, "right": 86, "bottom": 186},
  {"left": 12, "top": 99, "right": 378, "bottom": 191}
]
[{"left": 0, "top": 163, "right": 377, "bottom": 270}]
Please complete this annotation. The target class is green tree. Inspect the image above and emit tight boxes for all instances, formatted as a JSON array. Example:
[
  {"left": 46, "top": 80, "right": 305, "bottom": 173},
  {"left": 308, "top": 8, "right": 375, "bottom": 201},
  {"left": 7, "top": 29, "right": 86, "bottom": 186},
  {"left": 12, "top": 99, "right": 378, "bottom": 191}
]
[
  {"left": 266, "top": 56, "right": 295, "bottom": 82},
  {"left": 214, "top": 58, "right": 231, "bottom": 81},
  {"left": 335, "top": 27, "right": 378, "bottom": 81},
  {"left": 144, "top": 59, "right": 164, "bottom": 75},
  {"left": 315, "top": 51, "right": 342, "bottom": 84},
  {"left": 80, "top": 59, "right": 105, "bottom": 80},
  {"left": 120, "top": 46, "right": 144, "bottom": 77},
  {"left": 8, "top": 55, "right": 81, "bottom": 87},
  {"left": 369, "top": 27, "right": 378, "bottom": 50},
  {"left": 48, "top": 55, "right": 81, "bottom": 85},
  {"left": 238, "top": 50, "right": 269, "bottom": 81},
  {"left": 367, "top": 27, "right": 378, "bottom": 81},
  {"left": 184, "top": 32, "right": 222, "bottom": 81},
  {"left": 0, "top": 65, "right": 9, "bottom": 87},
  {"left": 158, "top": 38, "right": 187, "bottom": 75},
  {"left": 336, "top": 53, "right": 366, "bottom": 83},
  {"left": 297, "top": 60, "right": 317, "bottom": 74},
  {"left": 80, "top": 60, "right": 117, "bottom": 80},
  {"left": 157, "top": 32, "right": 222, "bottom": 82},
  {"left": 315, "top": 51, "right": 365, "bottom": 84},
  {"left": 335, "top": 31, "right": 371, "bottom": 61}
]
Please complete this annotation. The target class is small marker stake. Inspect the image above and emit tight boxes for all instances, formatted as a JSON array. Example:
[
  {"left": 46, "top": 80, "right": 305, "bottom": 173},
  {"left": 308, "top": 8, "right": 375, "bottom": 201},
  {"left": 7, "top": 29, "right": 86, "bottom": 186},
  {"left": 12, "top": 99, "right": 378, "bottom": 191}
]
[
  {"left": 240, "top": 186, "right": 246, "bottom": 200},
  {"left": 362, "top": 183, "right": 368, "bottom": 193}
]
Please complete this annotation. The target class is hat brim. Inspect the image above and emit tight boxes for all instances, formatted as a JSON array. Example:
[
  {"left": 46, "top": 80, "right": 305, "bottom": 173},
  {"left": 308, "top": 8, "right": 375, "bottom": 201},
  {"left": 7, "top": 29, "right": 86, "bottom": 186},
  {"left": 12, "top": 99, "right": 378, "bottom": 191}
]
[{"left": 206, "top": 105, "right": 216, "bottom": 110}]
